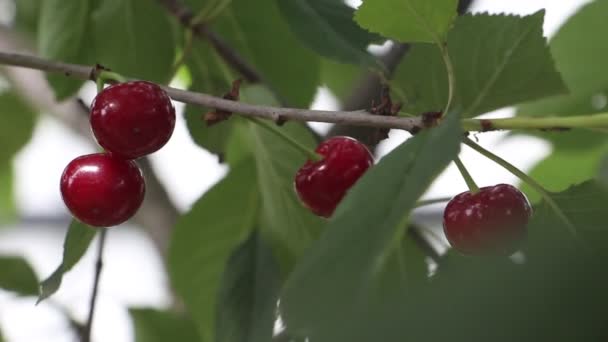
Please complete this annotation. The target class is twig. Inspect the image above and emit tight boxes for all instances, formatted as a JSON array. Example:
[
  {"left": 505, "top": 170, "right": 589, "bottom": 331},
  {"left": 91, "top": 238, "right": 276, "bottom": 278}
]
[
  {"left": 3, "top": 50, "right": 602, "bottom": 135},
  {"left": 0, "top": 51, "right": 425, "bottom": 132},
  {"left": 156, "top": 0, "right": 262, "bottom": 83},
  {"left": 453, "top": 157, "right": 479, "bottom": 193},
  {"left": 343, "top": 43, "right": 411, "bottom": 112},
  {"left": 462, "top": 114, "right": 608, "bottom": 132},
  {"left": 415, "top": 197, "right": 452, "bottom": 207},
  {"left": 82, "top": 230, "right": 107, "bottom": 342}
]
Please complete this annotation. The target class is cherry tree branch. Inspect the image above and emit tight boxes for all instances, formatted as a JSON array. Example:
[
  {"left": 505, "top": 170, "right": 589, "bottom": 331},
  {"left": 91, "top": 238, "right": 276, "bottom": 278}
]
[
  {"left": 156, "top": 0, "right": 262, "bottom": 83},
  {"left": 0, "top": 51, "right": 426, "bottom": 132},
  {"left": 328, "top": 0, "right": 475, "bottom": 145},
  {"left": 82, "top": 230, "right": 107, "bottom": 342},
  {"left": 2, "top": 51, "right": 601, "bottom": 134}
]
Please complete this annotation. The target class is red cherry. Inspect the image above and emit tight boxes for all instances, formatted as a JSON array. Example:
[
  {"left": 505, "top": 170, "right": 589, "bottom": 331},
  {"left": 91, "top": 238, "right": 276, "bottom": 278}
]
[
  {"left": 90, "top": 81, "right": 176, "bottom": 159},
  {"left": 60, "top": 153, "right": 146, "bottom": 227},
  {"left": 443, "top": 184, "right": 532, "bottom": 255},
  {"left": 294, "top": 136, "right": 374, "bottom": 218}
]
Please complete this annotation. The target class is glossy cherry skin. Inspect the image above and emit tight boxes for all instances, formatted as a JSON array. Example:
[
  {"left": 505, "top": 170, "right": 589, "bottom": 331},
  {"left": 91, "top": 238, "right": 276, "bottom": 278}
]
[
  {"left": 443, "top": 184, "right": 532, "bottom": 255},
  {"left": 90, "top": 81, "right": 176, "bottom": 159},
  {"left": 294, "top": 136, "right": 374, "bottom": 218},
  {"left": 60, "top": 153, "right": 146, "bottom": 227}
]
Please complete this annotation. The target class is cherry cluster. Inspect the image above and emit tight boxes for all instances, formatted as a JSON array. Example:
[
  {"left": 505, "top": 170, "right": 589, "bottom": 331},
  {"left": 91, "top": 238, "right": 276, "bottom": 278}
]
[
  {"left": 58, "top": 79, "right": 531, "bottom": 254},
  {"left": 294, "top": 137, "right": 532, "bottom": 256},
  {"left": 60, "top": 81, "right": 176, "bottom": 227}
]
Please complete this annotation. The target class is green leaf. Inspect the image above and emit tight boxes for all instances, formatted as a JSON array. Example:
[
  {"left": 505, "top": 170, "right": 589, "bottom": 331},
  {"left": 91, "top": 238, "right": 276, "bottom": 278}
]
[
  {"left": 399, "top": 230, "right": 429, "bottom": 287},
  {"left": 0, "top": 90, "right": 36, "bottom": 222},
  {"left": 322, "top": 182, "right": 608, "bottom": 342},
  {"left": 598, "top": 154, "right": 608, "bottom": 187},
  {"left": 214, "top": 0, "right": 321, "bottom": 106},
  {"left": 522, "top": 0, "right": 608, "bottom": 107},
  {"left": 527, "top": 181, "right": 608, "bottom": 251},
  {"left": 0, "top": 91, "right": 37, "bottom": 162},
  {"left": 0, "top": 166, "right": 15, "bottom": 223},
  {"left": 182, "top": 0, "right": 232, "bottom": 21},
  {"left": 38, "top": 221, "right": 97, "bottom": 303},
  {"left": 0, "top": 256, "right": 38, "bottom": 296},
  {"left": 517, "top": 1, "right": 608, "bottom": 149},
  {"left": 394, "top": 11, "right": 567, "bottom": 118},
  {"left": 185, "top": 41, "right": 235, "bottom": 158},
  {"left": 38, "top": 0, "right": 93, "bottom": 99},
  {"left": 130, "top": 308, "right": 201, "bottom": 342},
  {"left": 15, "top": 0, "right": 41, "bottom": 34},
  {"left": 320, "top": 59, "right": 363, "bottom": 101},
  {"left": 354, "top": 0, "right": 458, "bottom": 44},
  {"left": 168, "top": 160, "right": 258, "bottom": 341},
  {"left": 182, "top": 0, "right": 232, "bottom": 15},
  {"left": 276, "top": 0, "right": 381, "bottom": 67},
  {"left": 240, "top": 87, "right": 324, "bottom": 272},
  {"left": 91, "top": 0, "right": 176, "bottom": 83},
  {"left": 280, "top": 113, "right": 462, "bottom": 336},
  {"left": 376, "top": 250, "right": 608, "bottom": 342},
  {"left": 520, "top": 146, "right": 608, "bottom": 203},
  {"left": 215, "top": 232, "right": 281, "bottom": 342}
]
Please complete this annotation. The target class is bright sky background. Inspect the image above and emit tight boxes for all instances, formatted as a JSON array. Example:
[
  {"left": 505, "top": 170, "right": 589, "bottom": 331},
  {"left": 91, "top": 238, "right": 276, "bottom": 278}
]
[{"left": 0, "top": 1, "right": 592, "bottom": 341}]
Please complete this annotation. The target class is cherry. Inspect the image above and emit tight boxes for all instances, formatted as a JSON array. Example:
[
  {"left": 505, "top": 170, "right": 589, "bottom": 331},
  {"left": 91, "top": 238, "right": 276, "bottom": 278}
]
[
  {"left": 60, "top": 153, "right": 146, "bottom": 227},
  {"left": 294, "top": 136, "right": 374, "bottom": 218},
  {"left": 443, "top": 184, "right": 532, "bottom": 255},
  {"left": 90, "top": 81, "right": 176, "bottom": 159}
]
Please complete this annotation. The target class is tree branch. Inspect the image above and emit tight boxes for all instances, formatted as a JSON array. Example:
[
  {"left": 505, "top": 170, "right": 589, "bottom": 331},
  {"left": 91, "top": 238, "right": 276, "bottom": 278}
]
[
  {"left": 327, "top": 43, "right": 411, "bottom": 146},
  {"left": 2, "top": 51, "right": 597, "bottom": 135},
  {"left": 156, "top": 0, "right": 262, "bottom": 83},
  {"left": 0, "top": 51, "right": 426, "bottom": 132},
  {"left": 82, "top": 230, "right": 107, "bottom": 342},
  {"left": 327, "top": 0, "right": 476, "bottom": 145}
]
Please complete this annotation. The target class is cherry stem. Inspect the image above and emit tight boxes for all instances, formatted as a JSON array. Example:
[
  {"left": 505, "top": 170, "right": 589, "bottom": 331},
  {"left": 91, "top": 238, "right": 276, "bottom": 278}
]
[
  {"left": 82, "top": 229, "right": 107, "bottom": 342},
  {"left": 96, "top": 77, "right": 104, "bottom": 94},
  {"left": 191, "top": 0, "right": 231, "bottom": 24},
  {"left": 462, "top": 113, "right": 608, "bottom": 132},
  {"left": 415, "top": 197, "right": 453, "bottom": 208},
  {"left": 247, "top": 117, "right": 322, "bottom": 162},
  {"left": 97, "top": 70, "right": 127, "bottom": 86},
  {"left": 95, "top": 70, "right": 127, "bottom": 93},
  {"left": 462, "top": 137, "right": 578, "bottom": 236},
  {"left": 96, "top": 70, "right": 128, "bottom": 93},
  {"left": 438, "top": 42, "right": 455, "bottom": 117},
  {"left": 454, "top": 157, "right": 480, "bottom": 193}
]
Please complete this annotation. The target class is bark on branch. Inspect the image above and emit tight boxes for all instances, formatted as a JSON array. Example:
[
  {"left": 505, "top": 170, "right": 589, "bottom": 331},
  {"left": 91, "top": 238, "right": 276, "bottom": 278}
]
[
  {"left": 328, "top": 0, "right": 476, "bottom": 146},
  {"left": 156, "top": 0, "right": 262, "bottom": 83},
  {"left": 0, "top": 51, "right": 427, "bottom": 132}
]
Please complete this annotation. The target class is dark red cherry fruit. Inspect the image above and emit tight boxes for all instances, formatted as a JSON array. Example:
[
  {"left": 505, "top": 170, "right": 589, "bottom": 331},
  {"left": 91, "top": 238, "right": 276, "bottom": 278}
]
[
  {"left": 90, "top": 81, "right": 176, "bottom": 159},
  {"left": 294, "top": 136, "right": 374, "bottom": 218},
  {"left": 443, "top": 184, "right": 532, "bottom": 255},
  {"left": 60, "top": 153, "right": 146, "bottom": 227}
]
